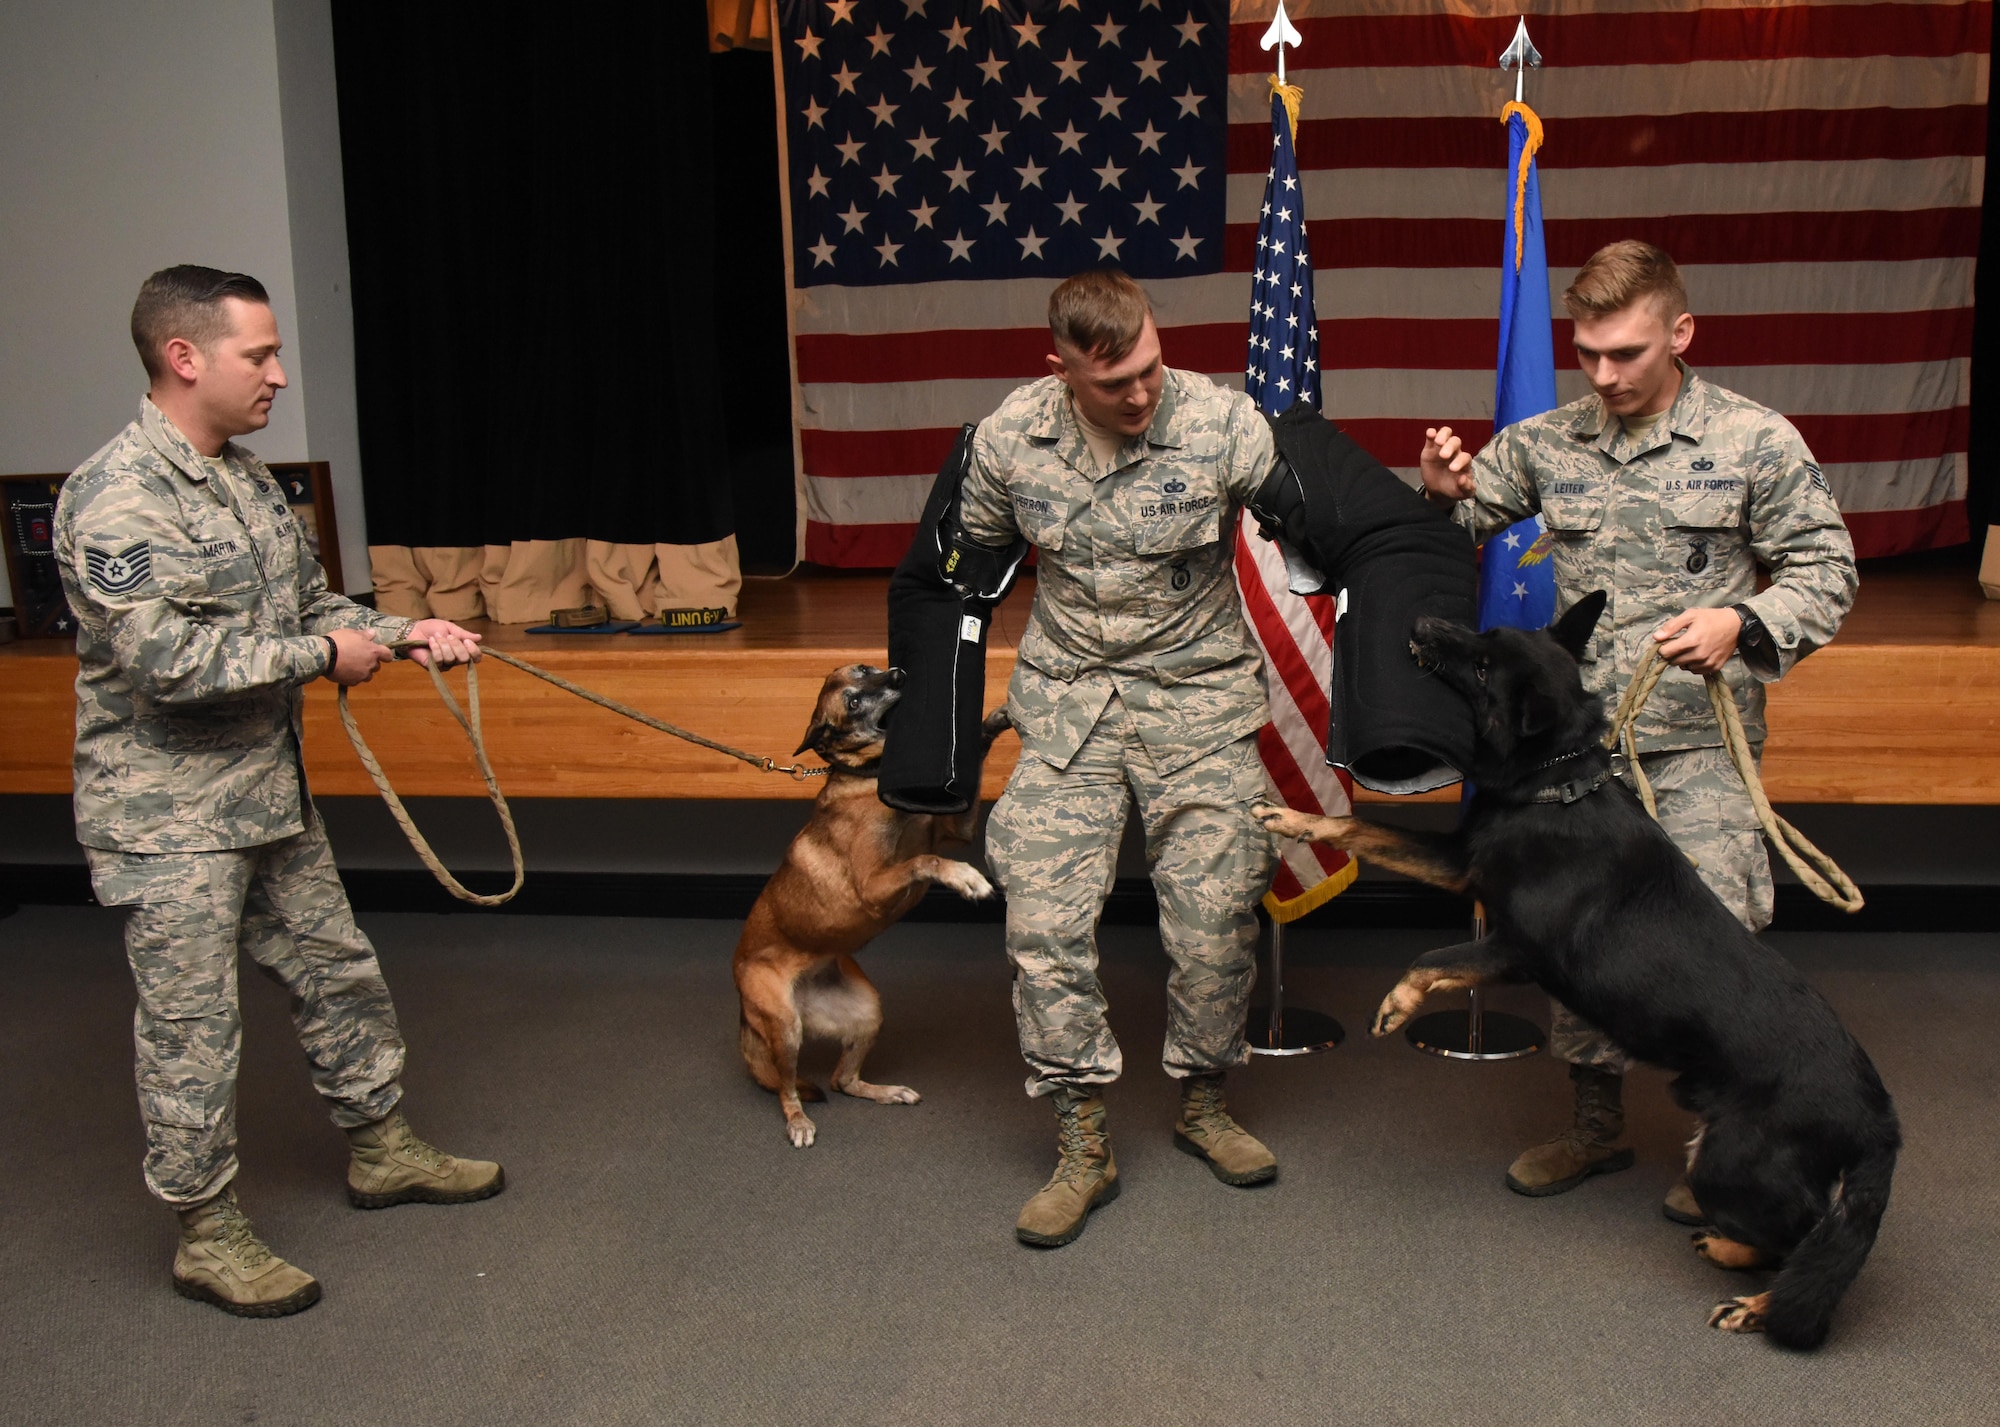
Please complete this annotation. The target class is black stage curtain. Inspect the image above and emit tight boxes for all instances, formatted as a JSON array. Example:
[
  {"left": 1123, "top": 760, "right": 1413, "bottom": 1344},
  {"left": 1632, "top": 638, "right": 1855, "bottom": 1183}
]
[{"left": 333, "top": 6, "right": 734, "bottom": 550}]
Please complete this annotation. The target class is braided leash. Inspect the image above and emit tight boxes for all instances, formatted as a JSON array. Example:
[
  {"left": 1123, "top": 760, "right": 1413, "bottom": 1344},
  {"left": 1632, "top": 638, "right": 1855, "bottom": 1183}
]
[
  {"left": 1602, "top": 644, "right": 1863, "bottom": 913},
  {"left": 337, "top": 641, "right": 826, "bottom": 907}
]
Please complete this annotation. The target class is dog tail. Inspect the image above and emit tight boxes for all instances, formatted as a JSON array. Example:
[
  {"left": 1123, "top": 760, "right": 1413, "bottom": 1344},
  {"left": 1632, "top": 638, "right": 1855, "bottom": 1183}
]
[
  {"left": 1762, "top": 1139, "right": 1897, "bottom": 1351},
  {"left": 979, "top": 706, "right": 1012, "bottom": 752}
]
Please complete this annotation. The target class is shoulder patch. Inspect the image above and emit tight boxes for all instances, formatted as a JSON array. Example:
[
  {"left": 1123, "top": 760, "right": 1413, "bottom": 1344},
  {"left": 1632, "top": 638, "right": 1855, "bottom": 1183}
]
[
  {"left": 84, "top": 540, "right": 153, "bottom": 596},
  {"left": 1803, "top": 462, "right": 1831, "bottom": 494}
]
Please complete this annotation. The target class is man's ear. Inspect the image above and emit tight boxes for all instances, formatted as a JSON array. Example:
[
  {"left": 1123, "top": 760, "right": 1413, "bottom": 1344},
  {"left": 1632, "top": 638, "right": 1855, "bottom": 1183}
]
[
  {"left": 1549, "top": 590, "right": 1607, "bottom": 663},
  {"left": 794, "top": 719, "right": 832, "bottom": 757},
  {"left": 162, "top": 336, "right": 204, "bottom": 383}
]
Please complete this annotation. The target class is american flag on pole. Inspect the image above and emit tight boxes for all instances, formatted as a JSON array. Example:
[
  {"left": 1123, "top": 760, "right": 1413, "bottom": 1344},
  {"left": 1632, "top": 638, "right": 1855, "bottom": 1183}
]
[
  {"left": 1234, "top": 69, "right": 1357, "bottom": 918},
  {"left": 779, "top": 0, "right": 1987, "bottom": 565}
]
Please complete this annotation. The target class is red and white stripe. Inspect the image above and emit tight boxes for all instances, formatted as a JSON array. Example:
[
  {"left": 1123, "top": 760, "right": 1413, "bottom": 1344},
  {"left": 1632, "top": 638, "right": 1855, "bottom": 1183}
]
[
  {"left": 790, "top": 0, "right": 1989, "bottom": 565},
  {"left": 1233, "top": 526, "right": 1359, "bottom": 916}
]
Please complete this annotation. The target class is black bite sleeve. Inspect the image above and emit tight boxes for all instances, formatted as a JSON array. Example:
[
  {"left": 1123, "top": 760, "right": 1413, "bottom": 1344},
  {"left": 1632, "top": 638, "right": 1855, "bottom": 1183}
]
[
  {"left": 878, "top": 425, "right": 1028, "bottom": 814},
  {"left": 1259, "top": 401, "right": 1478, "bottom": 794}
]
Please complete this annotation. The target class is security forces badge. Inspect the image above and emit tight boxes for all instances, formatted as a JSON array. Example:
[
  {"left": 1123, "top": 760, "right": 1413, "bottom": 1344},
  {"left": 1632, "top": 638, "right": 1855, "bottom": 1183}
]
[{"left": 84, "top": 539, "right": 153, "bottom": 596}]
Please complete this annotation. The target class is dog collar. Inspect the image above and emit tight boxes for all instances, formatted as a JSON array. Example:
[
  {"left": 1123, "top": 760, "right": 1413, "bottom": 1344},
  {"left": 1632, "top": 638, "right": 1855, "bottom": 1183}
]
[
  {"left": 1528, "top": 765, "right": 1616, "bottom": 804},
  {"left": 1489, "top": 748, "right": 1612, "bottom": 805}
]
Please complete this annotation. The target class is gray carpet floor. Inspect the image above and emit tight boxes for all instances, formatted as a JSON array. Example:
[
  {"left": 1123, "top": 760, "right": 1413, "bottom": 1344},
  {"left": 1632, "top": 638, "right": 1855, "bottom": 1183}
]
[{"left": 1, "top": 905, "right": 1994, "bottom": 1427}]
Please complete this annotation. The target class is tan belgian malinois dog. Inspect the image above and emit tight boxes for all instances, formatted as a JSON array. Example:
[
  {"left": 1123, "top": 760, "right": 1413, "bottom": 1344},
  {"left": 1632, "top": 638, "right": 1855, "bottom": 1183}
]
[{"left": 733, "top": 663, "right": 1008, "bottom": 1147}]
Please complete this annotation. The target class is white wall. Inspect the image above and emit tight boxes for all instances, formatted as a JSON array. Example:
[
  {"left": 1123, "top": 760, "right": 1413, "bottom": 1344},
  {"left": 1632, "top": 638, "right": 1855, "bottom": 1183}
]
[{"left": 0, "top": 0, "right": 371, "bottom": 604}]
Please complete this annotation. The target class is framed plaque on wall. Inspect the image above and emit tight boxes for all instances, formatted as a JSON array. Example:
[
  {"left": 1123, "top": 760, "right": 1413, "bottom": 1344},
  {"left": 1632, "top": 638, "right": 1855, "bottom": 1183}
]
[
  {"left": 1, "top": 474, "right": 78, "bottom": 639},
  {"left": 268, "top": 461, "right": 345, "bottom": 595}
]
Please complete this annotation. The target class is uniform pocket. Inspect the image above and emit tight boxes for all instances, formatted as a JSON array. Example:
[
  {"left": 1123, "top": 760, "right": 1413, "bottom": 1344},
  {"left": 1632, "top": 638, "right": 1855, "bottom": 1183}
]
[
  {"left": 1660, "top": 485, "right": 1745, "bottom": 533},
  {"left": 1010, "top": 491, "right": 1070, "bottom": 551},
  {"left": 1133, "top": 503, "right": 1222, "bottom": 555},
  {"left": 138, "top": 1078, "right": 217, "bottom": 1130},
  {"left": 1658, "top": 485, "right": 1747, "bottom": 578},
  {"left": 1540, "top": 486, "right": 1606, "bottom": 535}
]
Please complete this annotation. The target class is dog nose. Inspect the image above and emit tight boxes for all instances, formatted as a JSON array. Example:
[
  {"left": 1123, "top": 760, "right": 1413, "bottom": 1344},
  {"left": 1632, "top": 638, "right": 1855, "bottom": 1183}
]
[{"left": 885, "top": 667, "right": 906, "bottom": 688}]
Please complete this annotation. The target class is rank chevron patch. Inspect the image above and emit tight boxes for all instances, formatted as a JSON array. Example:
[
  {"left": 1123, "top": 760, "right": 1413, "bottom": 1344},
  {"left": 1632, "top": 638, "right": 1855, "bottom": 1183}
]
[{"left": 84, "top": 539, "right": 153, "bottom": 596}]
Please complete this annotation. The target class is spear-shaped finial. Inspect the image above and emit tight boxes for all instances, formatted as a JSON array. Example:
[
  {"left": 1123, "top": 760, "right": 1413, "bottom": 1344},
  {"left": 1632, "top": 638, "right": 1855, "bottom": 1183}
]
[
  {"left": 1261, "top": 0, "right": 1304, "bottom": 85},
  {"left": 1499, "top": 16, "right": 1542, "bottom": 104}
]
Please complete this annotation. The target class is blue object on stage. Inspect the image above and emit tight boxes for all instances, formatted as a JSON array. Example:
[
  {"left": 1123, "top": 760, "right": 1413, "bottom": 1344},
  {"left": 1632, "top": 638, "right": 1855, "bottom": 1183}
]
[
  {"left": 1479, "top": 103, "right": 1560, "bottom": 635},
  {"left": 522, "top": 620, "right": 639, "bottom": 635}
]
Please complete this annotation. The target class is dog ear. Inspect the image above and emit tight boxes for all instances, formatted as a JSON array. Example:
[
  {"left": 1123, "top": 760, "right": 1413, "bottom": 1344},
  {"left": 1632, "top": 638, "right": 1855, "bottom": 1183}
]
[
  {"left": 1549, "top": 589, "right": 1608, "bottom": 663},
  {"left": 795, "top": 719, "right": 833, "bottom": 757}
]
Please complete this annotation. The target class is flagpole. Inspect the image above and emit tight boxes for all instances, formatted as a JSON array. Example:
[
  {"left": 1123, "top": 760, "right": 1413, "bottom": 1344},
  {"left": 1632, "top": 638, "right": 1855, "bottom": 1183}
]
[
  {"left": 1402, "top": 16, "right": 1548, "bottom": 1063},
  {"left": 1243, "top": 0, "right": 1342, "bottom": 1058}
]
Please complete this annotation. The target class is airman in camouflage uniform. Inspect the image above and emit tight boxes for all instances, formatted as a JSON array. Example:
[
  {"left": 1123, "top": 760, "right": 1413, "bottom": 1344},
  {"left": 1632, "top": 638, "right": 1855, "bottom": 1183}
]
[
  {"left": 56, "top": 265, "right": 504, "bottom": 1318},
  {"left": 1425, "top": 242, "right": 1856, "bottom": 1217},
  {"left": 959, "top": 271, "right": 1282, "bottom": 1247}
]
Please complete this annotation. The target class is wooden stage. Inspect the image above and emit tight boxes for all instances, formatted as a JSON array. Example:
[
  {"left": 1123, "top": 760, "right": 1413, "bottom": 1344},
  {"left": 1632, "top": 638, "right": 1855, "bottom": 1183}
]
[{"left": 3, "top": 567, "right": 1997, "bottom": 804}]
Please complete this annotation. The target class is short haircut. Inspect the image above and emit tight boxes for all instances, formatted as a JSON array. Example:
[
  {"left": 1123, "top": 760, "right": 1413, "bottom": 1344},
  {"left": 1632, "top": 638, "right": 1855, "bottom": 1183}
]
[
  {"left": 1561, "top": 241, "right": 1689, "bottom": 326},
  {"left": 130, "top": 265, "right": 271, "bottom": 381},
  {"left": 1048, "top": 267, "right": 1153, "bottom": 363}
]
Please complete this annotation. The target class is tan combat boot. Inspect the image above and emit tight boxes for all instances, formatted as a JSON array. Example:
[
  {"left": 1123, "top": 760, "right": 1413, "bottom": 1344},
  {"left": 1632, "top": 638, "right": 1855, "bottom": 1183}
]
[
  {"left": 172, "top": 1186, "right": 321, "bottom": 1318},
  {"left": 1015, "top": 1088, "right": 1119, "bottom": 1248},
  {"left": 1173, "top": 1073, "right": 1278, "bottom": 1186},
  {"left": 346, "top": 1108, "right": 505, "bottom": 1209},
  {"left": 1505, "top": 1063, "right": 1636, "bottom": 1196}
]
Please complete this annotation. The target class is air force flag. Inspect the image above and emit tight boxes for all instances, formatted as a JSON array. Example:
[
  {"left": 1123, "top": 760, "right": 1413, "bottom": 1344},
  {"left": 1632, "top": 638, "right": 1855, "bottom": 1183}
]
[{"left": 1478, "top": 102, "right": 1559, "bottom": 633}]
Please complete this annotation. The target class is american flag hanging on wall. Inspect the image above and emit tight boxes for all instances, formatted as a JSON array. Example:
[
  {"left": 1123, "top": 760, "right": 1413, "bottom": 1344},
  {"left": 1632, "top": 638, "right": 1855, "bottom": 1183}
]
[{"left": 779, "top": 0, "right": 1987, "bottom": 566}]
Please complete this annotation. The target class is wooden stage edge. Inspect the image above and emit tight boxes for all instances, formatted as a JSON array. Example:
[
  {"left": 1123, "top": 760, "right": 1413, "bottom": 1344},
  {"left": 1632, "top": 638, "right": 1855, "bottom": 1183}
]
[{"left": 3, "top": 567, "right": 1997, "bottom": 804}]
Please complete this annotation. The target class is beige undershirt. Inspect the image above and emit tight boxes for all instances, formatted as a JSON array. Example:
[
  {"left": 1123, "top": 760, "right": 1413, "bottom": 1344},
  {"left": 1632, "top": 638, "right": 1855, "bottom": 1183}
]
[
  {"left": 1620, "top": 409, "right": 1668, "bottom": 443},
  {"left": 1071, "top": 396, "right": 1124, "bottom": 475}
]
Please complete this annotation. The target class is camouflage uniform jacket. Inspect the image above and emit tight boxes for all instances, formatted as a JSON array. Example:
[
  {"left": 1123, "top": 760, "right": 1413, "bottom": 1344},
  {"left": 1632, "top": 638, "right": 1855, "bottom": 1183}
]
[
  {"left": 1459, "top": 363, "right": 1857, "bottom": 753},
  {"left": 958, "top": 369, "right": 1276, "bottom": 775},
  {"left": 54, "top": 399, "right": 410, "bottom": 853}
]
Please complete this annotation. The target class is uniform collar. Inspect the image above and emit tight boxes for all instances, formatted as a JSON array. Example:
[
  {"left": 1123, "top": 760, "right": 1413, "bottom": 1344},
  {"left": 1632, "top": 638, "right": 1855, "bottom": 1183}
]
[
  {"left": 139, "top": 397, "right": 236, "bottom": 484},
  {"left": 1026, "top": 369, "right": 1188, "bottom": 476},
  {"left": 1570, "top": 359, "right": 1710, "bottom": 460}
]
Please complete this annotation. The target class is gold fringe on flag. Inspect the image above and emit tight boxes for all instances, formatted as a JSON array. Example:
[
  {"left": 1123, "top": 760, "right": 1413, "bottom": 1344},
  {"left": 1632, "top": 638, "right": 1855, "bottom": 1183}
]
[
  {"left": 1263, "top": 853, "right": 1360, "bottom": 924},
  {"left": 1499, "top": 101, "right": 1544, "bottom": 272},
  {"left": 1269, "top": 75, "right": 1303, "bottom": 141}
]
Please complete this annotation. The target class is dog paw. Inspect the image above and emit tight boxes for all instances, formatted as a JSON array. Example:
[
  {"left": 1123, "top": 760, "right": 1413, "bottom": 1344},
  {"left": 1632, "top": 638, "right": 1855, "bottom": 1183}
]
[
  {"left": 1693, "top": 1234, "right": 1766, "bottom": 1271},
  {"left": 836, "top": 1079, "right": 921, "bottom": 1106},
  {"left": 937, "top": 861, "right": 995, "bottom": 901},
  {"left": 1253, "top": 804, "right": 1312, "bottom": 839},
  {"left": 1707, "top": 1294, "right": 1769, "bottom": 1334},
  {"left": 785, "top": 1115, "right": 817, "bottom": 1148},
  {"left": 1371, "top": 984, "right": 1422, "bottom": 1037}
]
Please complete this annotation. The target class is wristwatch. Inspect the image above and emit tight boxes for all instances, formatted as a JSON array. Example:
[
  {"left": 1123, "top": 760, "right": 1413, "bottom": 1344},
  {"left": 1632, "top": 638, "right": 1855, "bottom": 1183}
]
[
  {"left": 1728, "top": 603, "right": 1776, "bottom": 670},
  {"left": 320, "top": 634, "right": 339, "bottom": 678}
]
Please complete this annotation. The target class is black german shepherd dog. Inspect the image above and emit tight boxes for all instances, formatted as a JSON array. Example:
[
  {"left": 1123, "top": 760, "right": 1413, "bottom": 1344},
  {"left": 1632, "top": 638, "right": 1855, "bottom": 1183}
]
[{"left": 1257, "top": 591, "right": 1898, "bottom": 1350}]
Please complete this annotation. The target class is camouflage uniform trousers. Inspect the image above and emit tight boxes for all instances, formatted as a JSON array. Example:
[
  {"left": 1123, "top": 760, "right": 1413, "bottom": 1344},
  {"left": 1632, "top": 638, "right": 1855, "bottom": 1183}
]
[
  {"left": 1550, "top": 742, "right": 1775, "bottom": 1072},
  {"left": 986, "top": 693, "right": 1278, "bottom": 1097},
  {"left": 85, "top": 822, "right": 405, "bottom": 1205}
]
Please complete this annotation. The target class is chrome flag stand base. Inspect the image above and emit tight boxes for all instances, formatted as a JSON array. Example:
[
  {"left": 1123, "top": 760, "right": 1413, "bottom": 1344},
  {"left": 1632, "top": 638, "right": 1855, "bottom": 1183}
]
[
  {"left": 1245, "top": 917, "right": 1343, "bottom": 1056},
  {"left": 1405, "top": 908, "right": 1542, "bottom": 1061}
]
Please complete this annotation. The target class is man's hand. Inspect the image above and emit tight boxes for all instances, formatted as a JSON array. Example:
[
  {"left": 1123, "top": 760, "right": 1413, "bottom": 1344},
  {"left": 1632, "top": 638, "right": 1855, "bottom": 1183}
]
[
  {"left": 326, "top": 627, "right": 396, "bottom": 686},
  {"left": 1420, "top": 426, "right": 1475, "bottom": 507},
  {"left": 404, "top": 618, "right": 483, "bottom": 669},
  {"left": 1653, "top": 608, "right": 1741, "bottom": 675}
]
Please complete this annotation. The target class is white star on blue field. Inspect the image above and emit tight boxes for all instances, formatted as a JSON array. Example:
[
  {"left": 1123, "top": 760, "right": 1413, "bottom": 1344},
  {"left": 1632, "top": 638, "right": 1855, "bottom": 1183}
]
[{"left": 782, "top": 1, "right": 1229, "bottom": 286}]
